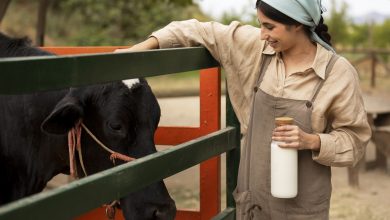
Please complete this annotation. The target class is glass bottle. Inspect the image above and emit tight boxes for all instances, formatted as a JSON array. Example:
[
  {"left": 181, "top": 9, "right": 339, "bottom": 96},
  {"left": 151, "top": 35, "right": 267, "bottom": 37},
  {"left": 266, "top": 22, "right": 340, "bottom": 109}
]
[{"left": 271, "top": 117, "right": 298, "bottom": 198}]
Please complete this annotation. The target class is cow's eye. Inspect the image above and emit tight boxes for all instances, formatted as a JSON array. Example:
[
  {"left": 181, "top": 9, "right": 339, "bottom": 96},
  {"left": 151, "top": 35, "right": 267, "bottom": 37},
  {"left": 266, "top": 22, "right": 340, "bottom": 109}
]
[{"left": 108, "top": 122, "right": 122, "bottom": 131}]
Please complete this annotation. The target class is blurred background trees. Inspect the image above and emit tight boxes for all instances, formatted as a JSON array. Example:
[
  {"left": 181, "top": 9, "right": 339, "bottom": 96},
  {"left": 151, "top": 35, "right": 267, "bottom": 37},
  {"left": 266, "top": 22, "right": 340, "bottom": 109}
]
[
  {"left": 0, "top": 0, "right": 389, "bottom": 49},
  {"left": 218, "top": 0, "right": 389, "bottom": 50},
  {"left": 0, "top": 0, "right": 209, "bottom": 46}
]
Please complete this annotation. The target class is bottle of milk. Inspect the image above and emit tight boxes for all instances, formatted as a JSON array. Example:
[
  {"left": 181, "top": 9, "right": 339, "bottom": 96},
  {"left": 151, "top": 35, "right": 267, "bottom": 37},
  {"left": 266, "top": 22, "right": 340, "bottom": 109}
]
[{"left": 271, "top": 117, "right": 298, "bottom": 198}]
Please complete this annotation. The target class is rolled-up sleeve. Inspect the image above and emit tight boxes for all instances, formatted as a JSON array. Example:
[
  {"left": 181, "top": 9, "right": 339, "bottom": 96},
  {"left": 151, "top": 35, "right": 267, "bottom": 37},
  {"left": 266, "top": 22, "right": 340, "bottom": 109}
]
[
  {"left": 150, "top": 19, "right": 235, "bottom": 63},
  {"left": 313, "top": 59, "right": 372, "bottom": 167}
]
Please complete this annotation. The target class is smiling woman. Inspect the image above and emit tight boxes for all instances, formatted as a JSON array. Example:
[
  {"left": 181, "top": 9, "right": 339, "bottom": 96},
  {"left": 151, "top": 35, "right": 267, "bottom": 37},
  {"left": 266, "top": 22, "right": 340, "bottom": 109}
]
[{"left": 117, "top": 0, "right": 371, "bottom": 219}]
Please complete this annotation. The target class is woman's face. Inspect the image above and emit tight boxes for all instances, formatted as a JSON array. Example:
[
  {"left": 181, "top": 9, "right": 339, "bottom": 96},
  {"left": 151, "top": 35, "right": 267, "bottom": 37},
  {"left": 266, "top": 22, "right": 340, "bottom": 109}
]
[{"left": 257, "top": 10, "right": 300, "bottom": 52}]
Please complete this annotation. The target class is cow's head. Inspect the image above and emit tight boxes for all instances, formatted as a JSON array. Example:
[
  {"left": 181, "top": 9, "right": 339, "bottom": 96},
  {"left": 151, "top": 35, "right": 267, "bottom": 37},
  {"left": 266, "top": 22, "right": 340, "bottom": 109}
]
[{"left": 41, "top": 79, "right": 176, "bottom": 220}]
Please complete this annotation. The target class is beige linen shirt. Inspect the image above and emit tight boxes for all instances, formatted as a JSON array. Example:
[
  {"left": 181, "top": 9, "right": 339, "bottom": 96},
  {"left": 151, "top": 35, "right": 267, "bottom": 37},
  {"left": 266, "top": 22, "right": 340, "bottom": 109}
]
[{"left": 151, "top": 19, "right": 371, "bottom": 167}]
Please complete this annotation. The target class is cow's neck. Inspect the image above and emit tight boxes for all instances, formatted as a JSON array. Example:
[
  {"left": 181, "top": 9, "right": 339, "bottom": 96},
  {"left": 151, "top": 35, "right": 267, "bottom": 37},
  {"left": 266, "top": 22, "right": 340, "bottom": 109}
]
[
  {"left": 0, "top": 92, "right": 70, "bottom": 204},
  {"left": 20, "top": 135, "right": 70, "bottom": 202}
]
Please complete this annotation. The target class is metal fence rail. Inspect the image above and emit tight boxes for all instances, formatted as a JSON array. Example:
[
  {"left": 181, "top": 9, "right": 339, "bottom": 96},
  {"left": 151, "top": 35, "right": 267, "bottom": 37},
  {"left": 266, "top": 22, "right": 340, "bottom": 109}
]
[{"left": 0, "top": 47, "right": 219, "bottom": 94}]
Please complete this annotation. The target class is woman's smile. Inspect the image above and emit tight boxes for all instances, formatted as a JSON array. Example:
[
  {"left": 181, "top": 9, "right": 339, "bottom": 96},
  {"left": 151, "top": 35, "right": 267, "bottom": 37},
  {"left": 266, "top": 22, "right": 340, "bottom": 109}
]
[{"left": 268, "top": 40, "right": 278, "bottom": 47}]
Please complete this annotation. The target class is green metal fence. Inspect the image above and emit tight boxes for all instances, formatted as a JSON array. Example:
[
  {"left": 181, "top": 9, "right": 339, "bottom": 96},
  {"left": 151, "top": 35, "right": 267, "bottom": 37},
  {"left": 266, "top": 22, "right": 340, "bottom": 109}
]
[{"left": 0, "top": 47, "right": 240, "bottom": 219}]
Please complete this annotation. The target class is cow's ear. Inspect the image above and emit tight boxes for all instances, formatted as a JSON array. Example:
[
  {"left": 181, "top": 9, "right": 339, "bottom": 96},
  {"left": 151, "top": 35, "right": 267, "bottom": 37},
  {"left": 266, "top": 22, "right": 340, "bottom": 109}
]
[{"left": 41, "top": 96, "right": 84, "bottom": 135}]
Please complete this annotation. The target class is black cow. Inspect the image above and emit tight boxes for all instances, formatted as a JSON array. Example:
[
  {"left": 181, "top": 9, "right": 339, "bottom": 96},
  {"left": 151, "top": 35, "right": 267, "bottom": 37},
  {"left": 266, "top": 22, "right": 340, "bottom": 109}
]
[{"left": 0, "top": 33, "right": 176, "bottom": 220}]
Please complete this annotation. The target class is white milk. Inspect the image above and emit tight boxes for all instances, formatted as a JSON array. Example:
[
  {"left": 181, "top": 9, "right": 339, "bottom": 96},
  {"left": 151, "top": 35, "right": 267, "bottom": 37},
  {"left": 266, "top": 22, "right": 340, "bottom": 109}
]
[{"left": 271, "top": 140, "right": 298, "bottom": 198}]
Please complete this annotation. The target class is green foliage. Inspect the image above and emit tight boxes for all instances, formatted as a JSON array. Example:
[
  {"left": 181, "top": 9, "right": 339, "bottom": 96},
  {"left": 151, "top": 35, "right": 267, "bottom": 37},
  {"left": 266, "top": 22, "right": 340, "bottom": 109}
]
[
  {"left": 326, "top": 0, "right": 350, "bottom": 46},
  {"left": 323, "top": 0, "right": 389, "bottom": 49},
  {"left": 373, "top": 19, "right": 390, "bottom": 48},
  {"left": 3, "top": 0, "right": 389, "bottom": 49},
  {"left": 348, "top": 23, "right": 370, "bottom": 48},
  {"left": 220, "top": 0, "right": 388, "bottom": 50},
  {"left": 46, "top": 0, "right": 209, "bottom": 46}
]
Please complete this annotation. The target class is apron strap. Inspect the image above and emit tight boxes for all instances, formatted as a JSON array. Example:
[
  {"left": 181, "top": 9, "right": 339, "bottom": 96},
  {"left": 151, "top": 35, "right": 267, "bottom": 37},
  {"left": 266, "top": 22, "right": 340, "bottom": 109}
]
[
  {"left": 256, "top": 54, "right": 273, "bottom": 86},
  {"left": 311, "top": 54, "right": 340, "bottom": 103}
]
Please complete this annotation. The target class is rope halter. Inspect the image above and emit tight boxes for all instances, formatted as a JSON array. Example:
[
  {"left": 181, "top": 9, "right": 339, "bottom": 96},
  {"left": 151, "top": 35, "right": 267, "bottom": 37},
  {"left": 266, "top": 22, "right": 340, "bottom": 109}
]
[
  {"left": 67, "top": 120, "right": 136, "bottom": 219},
  {"left": 68, "top": 120, "right": 135, "bottom": 178}
]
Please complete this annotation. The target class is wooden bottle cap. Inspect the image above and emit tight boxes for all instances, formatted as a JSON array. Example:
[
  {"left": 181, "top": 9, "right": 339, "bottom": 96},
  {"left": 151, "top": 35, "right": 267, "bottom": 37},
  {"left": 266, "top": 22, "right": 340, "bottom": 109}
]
[{"left": 275, "top": 117, "right": 294, "bottom": 127}]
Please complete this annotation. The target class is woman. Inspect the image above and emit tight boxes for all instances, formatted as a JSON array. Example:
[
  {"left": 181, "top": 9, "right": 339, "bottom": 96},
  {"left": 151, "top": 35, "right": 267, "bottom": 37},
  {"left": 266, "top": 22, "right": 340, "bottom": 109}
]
[{"left": 117, "top": 0, "right": 371, "bottom": 219}]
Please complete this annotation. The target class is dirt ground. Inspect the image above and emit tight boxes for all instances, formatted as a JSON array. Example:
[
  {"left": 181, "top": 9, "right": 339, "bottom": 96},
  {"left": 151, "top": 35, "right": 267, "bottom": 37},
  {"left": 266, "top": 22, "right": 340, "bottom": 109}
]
[{"left": 48, "top": 95, "right": 390, "bottom": 220}]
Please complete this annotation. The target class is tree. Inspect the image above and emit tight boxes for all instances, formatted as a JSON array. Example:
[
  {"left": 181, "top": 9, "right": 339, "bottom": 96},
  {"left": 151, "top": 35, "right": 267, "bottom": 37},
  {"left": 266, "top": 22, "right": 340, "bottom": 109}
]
[
  {"left": 2, "top": 0, "right": 208, "bottom": 46},
  {"left": 1, "top": 0, "right": 54, "bottom": 46},
  {"left": 47, "top": 0, "right": 205, "bottom": 45},
  {"left": 348, "top": 23, "right": 370, "bottom": 48},
  {"left": 373, "top": 19, "right": 390, "bottom": 48},
  {"left": 326, "top": 0, "right": 350, "bottom": 47},
  {"left": 36, "top": 0, "right": 51, "bottom": 46}
]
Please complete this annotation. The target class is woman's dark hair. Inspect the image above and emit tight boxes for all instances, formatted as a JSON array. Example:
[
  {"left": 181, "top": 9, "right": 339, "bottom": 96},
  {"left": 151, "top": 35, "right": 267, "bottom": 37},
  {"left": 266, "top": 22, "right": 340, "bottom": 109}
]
[{"left": 255, "top": 0, "right": 332, "bottom": 46}]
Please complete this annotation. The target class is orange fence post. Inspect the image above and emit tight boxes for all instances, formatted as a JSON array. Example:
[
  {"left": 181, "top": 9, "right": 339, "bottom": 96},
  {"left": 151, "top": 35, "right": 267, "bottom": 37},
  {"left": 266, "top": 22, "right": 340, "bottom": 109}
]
[{"left": 199, "top": 68, "right": 221, "bottom": 220}]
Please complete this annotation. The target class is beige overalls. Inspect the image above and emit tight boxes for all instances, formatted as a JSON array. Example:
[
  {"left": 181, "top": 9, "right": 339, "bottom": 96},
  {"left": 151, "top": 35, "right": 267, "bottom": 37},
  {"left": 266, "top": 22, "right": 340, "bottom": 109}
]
[{"left": 233, "top": 53, "right": 339, "bottom": 220}]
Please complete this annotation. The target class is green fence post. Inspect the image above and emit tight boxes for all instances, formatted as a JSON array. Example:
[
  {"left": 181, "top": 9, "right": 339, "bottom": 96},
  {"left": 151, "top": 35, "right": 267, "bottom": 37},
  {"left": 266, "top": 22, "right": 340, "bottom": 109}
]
[
  {"left": 212, "top": 87, "right": 240, "bottom": 220},
  {"left": 225, "top": 86, "right": 241, "bottom": 209}
]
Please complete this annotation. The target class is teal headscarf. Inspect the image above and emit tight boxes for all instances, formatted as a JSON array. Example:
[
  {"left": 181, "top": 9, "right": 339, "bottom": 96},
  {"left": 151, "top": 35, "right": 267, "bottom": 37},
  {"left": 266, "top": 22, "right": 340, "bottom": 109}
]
[{"left": 261, "top": 0, "right": 335, "bottom": 52}]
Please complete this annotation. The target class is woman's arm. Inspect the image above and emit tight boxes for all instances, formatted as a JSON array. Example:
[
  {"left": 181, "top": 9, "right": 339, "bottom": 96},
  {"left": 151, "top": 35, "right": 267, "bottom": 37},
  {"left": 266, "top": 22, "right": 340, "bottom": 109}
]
[
  {"left": 272, "top": 58, "right": 372, "bottom": 167},
  {"left": 115, "top": 37, "right": 159, "bottom": 53}
]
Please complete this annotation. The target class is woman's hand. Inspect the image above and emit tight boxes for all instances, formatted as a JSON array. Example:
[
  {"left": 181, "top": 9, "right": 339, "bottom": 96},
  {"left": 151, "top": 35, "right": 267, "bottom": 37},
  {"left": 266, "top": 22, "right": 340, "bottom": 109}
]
[
  {"left": 114, "top": 37, "right": 159, "bottom": 53},
  {"left": 272, "top": 125, "right": 321, "bottom": 151}
]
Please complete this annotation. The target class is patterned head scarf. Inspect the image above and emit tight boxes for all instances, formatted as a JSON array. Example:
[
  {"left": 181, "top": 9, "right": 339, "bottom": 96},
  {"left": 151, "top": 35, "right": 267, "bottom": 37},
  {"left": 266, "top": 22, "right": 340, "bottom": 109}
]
[{"left": 261, "top": 0, "right": 335, "bottom": 52}]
